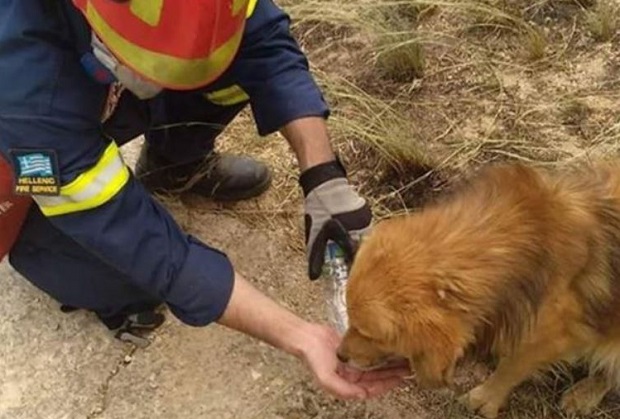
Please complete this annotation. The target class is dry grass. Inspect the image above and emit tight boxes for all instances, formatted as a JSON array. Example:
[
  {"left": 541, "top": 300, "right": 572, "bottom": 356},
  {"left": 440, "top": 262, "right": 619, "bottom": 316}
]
[
  {"left": 214, "top": 0, "right": 617, "bottom": 223},
  {"left": 585, "top": 0, "right": 620, "bottom": 42},
  {"left": 203, "top": 0, "right": 620, "bottom": 417}
]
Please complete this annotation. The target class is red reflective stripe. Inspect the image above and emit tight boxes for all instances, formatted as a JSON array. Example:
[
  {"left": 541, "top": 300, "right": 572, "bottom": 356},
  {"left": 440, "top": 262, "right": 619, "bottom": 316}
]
[
  {"left": 84, "top": 3, "right": 245, "bottom": 89},
  {"left": 74, "top": 0, "right": 247, "bottom": 60}
]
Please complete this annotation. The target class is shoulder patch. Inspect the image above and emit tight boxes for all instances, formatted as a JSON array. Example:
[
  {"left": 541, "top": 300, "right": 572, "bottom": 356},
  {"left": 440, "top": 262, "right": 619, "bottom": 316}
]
[{"left": 9, "top": 149, "right": 60, "bottom": 196}]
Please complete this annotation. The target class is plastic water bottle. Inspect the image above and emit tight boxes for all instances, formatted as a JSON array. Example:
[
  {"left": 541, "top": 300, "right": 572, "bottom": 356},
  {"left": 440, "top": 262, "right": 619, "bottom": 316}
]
[{"left": 322, "top": 241, "right": 350, "bottom": 335}]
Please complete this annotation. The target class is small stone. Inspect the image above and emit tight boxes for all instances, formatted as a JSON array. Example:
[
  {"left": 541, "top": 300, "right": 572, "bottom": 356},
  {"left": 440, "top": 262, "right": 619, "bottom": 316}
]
[
  {"left": 148, "top": 378, "right": 158, "bottom": 390},
  {"left": 123, "top": 355, "right": 133, "bottom": 364},
  {"left": 90, "top": 406, "right": 103, "bottom": 415},
  {"left": 250, "top": 370, "right": 262, "bottom": 380}
]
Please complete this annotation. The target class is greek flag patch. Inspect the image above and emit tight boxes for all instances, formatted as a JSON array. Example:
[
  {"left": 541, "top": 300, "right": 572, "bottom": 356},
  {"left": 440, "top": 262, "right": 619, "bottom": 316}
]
[{"left": 9, "top": 150, "right": 60, "bottom": 196}]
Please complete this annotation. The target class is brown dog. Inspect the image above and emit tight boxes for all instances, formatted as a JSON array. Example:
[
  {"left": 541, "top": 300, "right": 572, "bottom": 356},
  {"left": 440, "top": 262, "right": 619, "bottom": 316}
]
[{"left": 337, "top": 160, "right": 620, "bottom": 418}]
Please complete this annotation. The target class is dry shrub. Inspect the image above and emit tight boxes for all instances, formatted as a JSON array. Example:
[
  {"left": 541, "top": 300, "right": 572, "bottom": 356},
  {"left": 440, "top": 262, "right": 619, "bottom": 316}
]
[{"left": 585, "top": 0, "right": 619, "bottom": 42}]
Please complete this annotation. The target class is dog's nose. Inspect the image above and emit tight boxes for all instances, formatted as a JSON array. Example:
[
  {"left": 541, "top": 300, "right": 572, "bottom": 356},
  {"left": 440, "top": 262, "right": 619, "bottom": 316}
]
[{"left": 336, "top": 351, "right": 349, "bottom": 363}]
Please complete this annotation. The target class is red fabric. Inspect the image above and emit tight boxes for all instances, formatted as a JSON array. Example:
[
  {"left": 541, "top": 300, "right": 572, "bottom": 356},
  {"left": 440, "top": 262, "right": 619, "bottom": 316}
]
[
  {"left": 72, "top": 0, "right": 246, "bottom": 59},
  {"left": 0, "top": 155, "right": 31, "bottom": 261}
]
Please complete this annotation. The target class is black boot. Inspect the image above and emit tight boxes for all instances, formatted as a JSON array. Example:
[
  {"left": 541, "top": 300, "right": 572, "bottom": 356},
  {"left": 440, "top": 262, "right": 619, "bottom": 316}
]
[
  {"left": 60, "top": 304, "right": 166, "bottom": 348},
  {"left": 135, "top": 143, "right": 272, "bottom": 202},
  {"left": 98, "top": 309, "right": 166, "bottom": 348}
]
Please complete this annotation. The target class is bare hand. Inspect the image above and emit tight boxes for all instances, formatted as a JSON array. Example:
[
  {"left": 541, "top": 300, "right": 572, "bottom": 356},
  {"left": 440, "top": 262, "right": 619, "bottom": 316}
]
[
  {"left": 299, "top": 324, "right": 411, "bottom": 400},
  {"left": 215, "top": 273, "right": 409, "bottom": 400}
]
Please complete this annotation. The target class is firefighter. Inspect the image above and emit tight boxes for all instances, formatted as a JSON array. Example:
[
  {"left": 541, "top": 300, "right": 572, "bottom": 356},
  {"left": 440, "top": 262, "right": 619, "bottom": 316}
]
[{"left": 0, "top": 0, "right": 408, "bottom": 399}]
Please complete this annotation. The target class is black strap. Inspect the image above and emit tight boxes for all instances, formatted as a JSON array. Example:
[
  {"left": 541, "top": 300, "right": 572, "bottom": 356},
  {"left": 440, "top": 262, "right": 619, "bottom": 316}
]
[
  {"left": 308, "top": 219, "right": 356, "bottom": 280},
  {"left": 299, "top": 156, "right": 348, "bottom": 197}
]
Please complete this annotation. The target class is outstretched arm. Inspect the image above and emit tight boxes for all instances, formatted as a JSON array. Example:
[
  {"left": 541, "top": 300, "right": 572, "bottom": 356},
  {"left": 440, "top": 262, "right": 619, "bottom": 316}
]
[{"left": 217, "top": 271, "right": 410, "bottom": 399}]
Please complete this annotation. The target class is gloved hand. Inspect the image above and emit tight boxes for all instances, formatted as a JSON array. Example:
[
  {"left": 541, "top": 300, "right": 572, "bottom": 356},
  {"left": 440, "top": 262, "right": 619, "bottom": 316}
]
[{"left": 299, "top": 158, "right": 373, "bottom": 280}]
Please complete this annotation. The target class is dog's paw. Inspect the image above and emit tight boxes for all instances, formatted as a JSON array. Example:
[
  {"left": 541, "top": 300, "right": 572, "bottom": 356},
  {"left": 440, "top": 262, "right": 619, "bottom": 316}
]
[
  {"left": 560, "top": 378, "right": 609, "bottom": 416},
  {"left": 458, "top": 385, "right": 502, "bottom": 419}
]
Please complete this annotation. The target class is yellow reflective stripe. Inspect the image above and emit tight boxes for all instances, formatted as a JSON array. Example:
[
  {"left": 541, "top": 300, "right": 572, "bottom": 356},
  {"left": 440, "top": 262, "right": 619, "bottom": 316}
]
[
  {"left": 61, "top": 142, "right": 122, "bottom": 197},
  {"left": 247, "top": 0, "right": 258, "bottom": 17},
  {"left": 205, "top": 84, "right": 249, "bottom": 106},
  {"left": 234, "top": 0, "right": 258, "bottom": 17},
  {"left": 130, "top": 0, "right": 164, "bottom": 26},
  {"left": 233, "top": 0, "right": 249, "bottom": 16},
  {"left": 34, "top": 143, "right": 130, "bottom": 217},
  {"left": 85, "top": 2, "right": 245, "bottom": 89}
]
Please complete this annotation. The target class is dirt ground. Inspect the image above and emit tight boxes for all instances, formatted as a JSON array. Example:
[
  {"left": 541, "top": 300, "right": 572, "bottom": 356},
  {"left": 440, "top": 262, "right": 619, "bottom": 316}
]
[
  {"left": 2, "top": 139, "right": 619, "bottom": 419},
  {"left": 0, "top": 141, "right": 423, "bottom": 419},
  {"left": 2, "top": 1, "right": 619, "bottom": 418},
  {"left": 0, "top": 151, "right": 429, "bottom": 419}
]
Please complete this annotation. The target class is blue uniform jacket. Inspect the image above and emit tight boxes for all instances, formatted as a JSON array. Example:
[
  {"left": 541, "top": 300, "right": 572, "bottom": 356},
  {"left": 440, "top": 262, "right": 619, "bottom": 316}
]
[{"left": 0, "top": 0, "right": 329, "bottom": 326}]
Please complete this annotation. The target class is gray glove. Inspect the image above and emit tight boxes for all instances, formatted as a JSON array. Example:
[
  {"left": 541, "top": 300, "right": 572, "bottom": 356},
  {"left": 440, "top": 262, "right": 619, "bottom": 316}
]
[{"left": 299, "top": 158, "right": 372, "bottom": 280}]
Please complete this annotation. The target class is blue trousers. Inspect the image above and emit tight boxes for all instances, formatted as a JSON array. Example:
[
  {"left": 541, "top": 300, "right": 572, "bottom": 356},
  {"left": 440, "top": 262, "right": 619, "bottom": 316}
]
[{"left": 8, "top": 90, "right": 248, "bottom": 327}]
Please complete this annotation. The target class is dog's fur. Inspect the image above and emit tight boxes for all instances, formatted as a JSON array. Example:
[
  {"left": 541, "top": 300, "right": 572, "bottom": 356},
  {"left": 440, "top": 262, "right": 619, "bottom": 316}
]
[{"left": 337, "top": 160, "right": 620, "bottom": 418}]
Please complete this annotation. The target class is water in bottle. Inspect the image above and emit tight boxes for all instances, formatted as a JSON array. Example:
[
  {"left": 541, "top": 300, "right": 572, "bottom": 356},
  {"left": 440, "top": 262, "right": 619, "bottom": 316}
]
[{"left": 322, "top": 240, "right": 350, "bottom": 335}]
